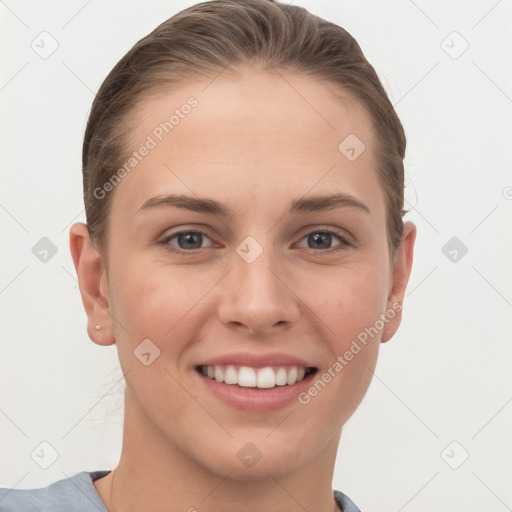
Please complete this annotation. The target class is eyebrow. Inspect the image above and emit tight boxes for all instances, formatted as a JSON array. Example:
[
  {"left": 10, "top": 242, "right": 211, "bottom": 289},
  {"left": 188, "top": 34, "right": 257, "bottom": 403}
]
[{"left": 138, "top": 192, "right": 370, "bottom": 217}]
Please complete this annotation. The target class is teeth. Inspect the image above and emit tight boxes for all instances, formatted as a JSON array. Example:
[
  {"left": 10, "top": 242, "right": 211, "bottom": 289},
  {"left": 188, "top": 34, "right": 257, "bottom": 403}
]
[
  {"left": 275, "top": 368, "right": 288, "bottom": 386},
  {"left": 256, "top": 367, "right": 275, "bottom": 388},
  {"left": 200, "top": 365, "right": 311, "bottom": 389},
  {"left": 286, "top": 366, "right": 298, "bottom": 385},
  {"left": 238, "top": 366, "right": 256, "bottom": 387},
  {"left": 214, "top": 366, "right": 224, "bottom": 382},
  {"left": 224, "top": 365, "right": 238, "bottom": 385}
]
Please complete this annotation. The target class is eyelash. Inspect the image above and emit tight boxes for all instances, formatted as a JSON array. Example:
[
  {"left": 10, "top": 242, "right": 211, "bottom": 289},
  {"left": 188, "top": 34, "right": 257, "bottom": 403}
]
[{"left": 160, "top": 227, "right": 352, "bottom": 256}]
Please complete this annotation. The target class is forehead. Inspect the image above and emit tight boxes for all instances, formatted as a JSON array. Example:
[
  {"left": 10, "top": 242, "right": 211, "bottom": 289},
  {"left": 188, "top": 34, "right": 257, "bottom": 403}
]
[
  {"left": 111, "top": 67, "right": 385, "bottom": 221},
  {"left": 129, "top": 67, "right": 375, "bottom": 151}
]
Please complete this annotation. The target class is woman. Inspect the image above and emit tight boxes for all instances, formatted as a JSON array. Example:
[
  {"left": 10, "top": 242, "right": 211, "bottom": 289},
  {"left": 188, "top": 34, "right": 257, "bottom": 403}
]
[{"left": 0, "top": 0, "right": 415, "bottom": 510}]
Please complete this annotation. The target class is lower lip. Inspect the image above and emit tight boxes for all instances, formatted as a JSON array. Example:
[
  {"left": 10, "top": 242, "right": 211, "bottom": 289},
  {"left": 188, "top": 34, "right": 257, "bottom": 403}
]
[{"left": 196, "top": 370, "right": 317, "bottom": 411}]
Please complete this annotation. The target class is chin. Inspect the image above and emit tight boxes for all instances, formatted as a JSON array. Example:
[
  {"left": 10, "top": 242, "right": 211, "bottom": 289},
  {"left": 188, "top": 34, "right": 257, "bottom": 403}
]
[
  {"left": 208, "top": 455, "right": 304, "bottom": 482},
  {"left": 192, "top": 435, "right": 314, "bottom": 482}
]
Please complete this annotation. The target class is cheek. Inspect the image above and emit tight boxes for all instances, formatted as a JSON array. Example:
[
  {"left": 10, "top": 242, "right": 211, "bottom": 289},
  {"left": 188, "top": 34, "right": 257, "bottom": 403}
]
[
  {"left": 106, "top": 256, "right": 227, "bottom": 404},
  {"left": 106, "top": 261, "right": 205, "bottom": 421},
  {"left": 305, "top": 259, "right": 389, "bottom": 342},
  {"left": 109, "top": 256, "right": 206, "bottom": 336},
  {"left": 298, "top": 261, "right": 386, "bottom": 406}
]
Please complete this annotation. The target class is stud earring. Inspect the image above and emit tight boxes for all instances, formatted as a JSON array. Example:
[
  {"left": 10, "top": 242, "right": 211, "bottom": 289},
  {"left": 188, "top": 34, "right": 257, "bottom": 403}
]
[{"left": 94, "top": 325, "right": 102, "bottom": 331}]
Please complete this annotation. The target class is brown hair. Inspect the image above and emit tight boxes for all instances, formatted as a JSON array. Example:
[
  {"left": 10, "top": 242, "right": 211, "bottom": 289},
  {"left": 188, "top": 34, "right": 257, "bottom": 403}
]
[{"left": 82, "top": 0, "right": 407, "bottom": 258}]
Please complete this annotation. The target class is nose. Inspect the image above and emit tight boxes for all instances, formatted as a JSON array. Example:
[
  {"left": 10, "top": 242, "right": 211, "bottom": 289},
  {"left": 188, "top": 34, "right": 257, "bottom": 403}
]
[{"left": 216, "top": 246, "right": 301, "bottom": 336}]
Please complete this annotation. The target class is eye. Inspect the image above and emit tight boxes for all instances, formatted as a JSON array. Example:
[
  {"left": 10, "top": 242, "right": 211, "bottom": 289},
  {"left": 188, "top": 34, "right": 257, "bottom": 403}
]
[
  {"left": 160, "top": 227, "right": 352, "bottom": 256},
  {"left": 296, "top": 228, "right": 352, "bottom": 254},
  {"left": 161, "top": 230, "right": 214, "bottom": 254}
]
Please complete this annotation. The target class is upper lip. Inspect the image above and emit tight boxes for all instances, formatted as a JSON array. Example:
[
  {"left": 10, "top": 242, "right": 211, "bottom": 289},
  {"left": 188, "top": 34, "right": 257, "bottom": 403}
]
[{"left": 196, "top": 352, "right": 317, "bottom": 369}]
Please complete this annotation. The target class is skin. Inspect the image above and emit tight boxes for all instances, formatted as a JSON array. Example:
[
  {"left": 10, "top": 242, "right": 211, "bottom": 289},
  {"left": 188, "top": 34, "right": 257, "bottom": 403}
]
[{"left": 70, "top": 66, "right": 416, "bottom": 512}]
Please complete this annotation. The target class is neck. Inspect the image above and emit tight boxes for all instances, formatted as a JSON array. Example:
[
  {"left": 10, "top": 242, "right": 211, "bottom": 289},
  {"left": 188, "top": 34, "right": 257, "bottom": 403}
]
[{"left": 106, "top": 388, "right": 341, "bottom": 512}]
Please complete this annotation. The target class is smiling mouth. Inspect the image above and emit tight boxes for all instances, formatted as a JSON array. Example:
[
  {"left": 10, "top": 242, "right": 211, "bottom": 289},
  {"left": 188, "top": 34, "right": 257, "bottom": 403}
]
[{"left": 196, "top": 364, "right": 317, "bottom": 389}]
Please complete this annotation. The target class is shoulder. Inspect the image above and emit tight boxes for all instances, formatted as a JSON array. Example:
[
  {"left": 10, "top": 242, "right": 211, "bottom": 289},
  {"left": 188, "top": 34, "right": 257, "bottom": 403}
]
[
  {"left": 0, "top": 470, "right": 110, "bottom": 512},
  {"left": 334, "top": 489, "right": 363, "bottom": 512}
]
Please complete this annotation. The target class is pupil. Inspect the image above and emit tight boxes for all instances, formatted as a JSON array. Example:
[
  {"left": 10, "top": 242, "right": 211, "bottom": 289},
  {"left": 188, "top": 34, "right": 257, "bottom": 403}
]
[
  {"left": 178, "top": 232, "right": 202, "bottom": 249},
  {"left": 309, "top": 232, "right": 331, "bottom": 249}
]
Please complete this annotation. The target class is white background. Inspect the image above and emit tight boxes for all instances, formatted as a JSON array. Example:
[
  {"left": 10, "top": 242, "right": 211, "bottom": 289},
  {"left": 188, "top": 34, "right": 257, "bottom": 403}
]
[{"left": 1, "top": 1, "right": 511, "bottom": 511}]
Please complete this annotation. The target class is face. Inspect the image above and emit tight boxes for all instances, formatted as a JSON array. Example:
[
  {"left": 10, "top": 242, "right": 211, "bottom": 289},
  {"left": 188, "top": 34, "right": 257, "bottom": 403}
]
[{"left": 73, "top": 67, "right": 414, "bottom": 481}]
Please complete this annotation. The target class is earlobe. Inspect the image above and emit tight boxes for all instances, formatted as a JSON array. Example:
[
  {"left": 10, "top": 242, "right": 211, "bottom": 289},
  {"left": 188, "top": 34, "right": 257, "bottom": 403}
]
[
  {"left": 69, "top": 222, "right": 115, "bottom": 346},
  {"left": 381, "top": 221, "right": 417, "bottom": 343}
]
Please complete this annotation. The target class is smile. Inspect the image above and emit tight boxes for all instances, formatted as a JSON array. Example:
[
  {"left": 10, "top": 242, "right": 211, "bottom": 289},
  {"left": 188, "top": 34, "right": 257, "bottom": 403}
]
[{"left": 197, "top": 364, "right": 317, "bottom": 389}]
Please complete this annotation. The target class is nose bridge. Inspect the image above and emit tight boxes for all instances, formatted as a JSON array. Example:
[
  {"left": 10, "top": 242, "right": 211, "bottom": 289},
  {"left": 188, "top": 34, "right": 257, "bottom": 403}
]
[
  {"left": 234, "top": 236, "right": 284, "bottom": 304},
  {"left": 236, "top": 251, "right": 279, "bottom": 297},
  {"left": 217, "top": 235, "right": 300, "bottom": 333}
]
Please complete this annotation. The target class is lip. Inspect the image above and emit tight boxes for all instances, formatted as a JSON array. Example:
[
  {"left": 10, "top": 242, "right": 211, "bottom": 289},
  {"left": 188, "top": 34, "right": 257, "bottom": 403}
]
[
  {"left": 196, "top": 351, "right": 315, "bottom": 369},
  {"left": 194, "top": 352, "right": 318, "bottom": 412},
  {"left": 196, "top": 371, "right": 317, "bottom": 411}
]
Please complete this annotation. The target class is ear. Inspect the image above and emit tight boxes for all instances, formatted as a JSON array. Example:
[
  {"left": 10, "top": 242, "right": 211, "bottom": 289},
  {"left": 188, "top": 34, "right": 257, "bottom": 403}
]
[
  {"left": 69, "top": 222, "right": 115, "bottom": 346},
  {"left": 381, "top": 221, "right": 417, "bottom": 343}
]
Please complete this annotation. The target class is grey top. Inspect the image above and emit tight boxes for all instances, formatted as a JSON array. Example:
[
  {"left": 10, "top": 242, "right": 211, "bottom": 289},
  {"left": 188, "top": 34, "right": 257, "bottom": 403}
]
[{"left": 0, "top": 470, "right": 362, "bottom": 511}]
